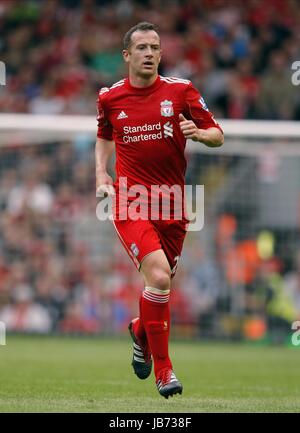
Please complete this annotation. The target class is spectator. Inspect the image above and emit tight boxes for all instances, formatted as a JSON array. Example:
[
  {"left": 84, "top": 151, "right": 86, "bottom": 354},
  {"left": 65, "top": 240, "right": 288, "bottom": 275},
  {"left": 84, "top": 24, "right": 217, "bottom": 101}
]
[
  {"left": 0, "top": 284, "right": 52, "bottom": 333},
  {"left": 283, "top": 250, "right": 300, "bottom": 319},
  {"left": 7, "top": 171, "right": 54, "bottom": 217},
  {"left": 256, "top": 50, "right": 296, "bottom": 119},
  {"left": 0, "top": 0, "right": 299, "bottom": 119}
]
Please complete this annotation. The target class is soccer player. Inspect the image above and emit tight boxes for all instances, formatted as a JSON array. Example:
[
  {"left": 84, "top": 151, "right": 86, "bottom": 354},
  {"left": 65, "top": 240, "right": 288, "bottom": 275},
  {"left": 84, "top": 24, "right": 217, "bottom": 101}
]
[{"left": 95, "top": 22, "right": 223, "bottom": 399}]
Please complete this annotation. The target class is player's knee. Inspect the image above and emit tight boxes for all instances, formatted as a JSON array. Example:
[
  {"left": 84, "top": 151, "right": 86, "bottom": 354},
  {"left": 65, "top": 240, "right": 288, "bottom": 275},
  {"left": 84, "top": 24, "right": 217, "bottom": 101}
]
[{"left": 148, "top": 269, "right": 171, "bottom": 291}]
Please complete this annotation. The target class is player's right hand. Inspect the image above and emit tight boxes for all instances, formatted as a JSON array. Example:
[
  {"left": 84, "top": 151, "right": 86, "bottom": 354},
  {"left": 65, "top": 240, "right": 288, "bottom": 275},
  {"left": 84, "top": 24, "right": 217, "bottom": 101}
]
[{"left": 96, "top": 173, "right": 115, "bottom": 198}]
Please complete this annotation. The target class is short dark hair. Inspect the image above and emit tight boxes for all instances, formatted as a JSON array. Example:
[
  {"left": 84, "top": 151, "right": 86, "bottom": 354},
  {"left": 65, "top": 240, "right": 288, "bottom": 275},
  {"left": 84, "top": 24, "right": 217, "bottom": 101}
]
[{"left": 123, "top": 22, "right": 159, "bottom": 50}]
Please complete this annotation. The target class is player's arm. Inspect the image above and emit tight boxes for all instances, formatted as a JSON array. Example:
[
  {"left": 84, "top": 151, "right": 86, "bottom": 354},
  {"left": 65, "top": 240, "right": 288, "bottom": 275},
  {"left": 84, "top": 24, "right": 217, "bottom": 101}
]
[
  {"left": 179, "top": 114, "right": 224, "bottom": 147},
  {"left": 95, "top": 90, "right": 115, "bottom": 197},
  {"left": 180, "top": 83, "right": 224, "bottom": 148},
  {"left": 95, "top": 137, "right": 115, "bottom": 197}
]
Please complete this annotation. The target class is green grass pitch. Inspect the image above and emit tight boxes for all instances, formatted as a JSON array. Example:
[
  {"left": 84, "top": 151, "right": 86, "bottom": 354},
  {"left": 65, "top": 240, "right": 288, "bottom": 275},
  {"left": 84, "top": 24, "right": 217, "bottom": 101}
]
[{"left": 0, "top": 335, "right": 299, "bottom": 413}]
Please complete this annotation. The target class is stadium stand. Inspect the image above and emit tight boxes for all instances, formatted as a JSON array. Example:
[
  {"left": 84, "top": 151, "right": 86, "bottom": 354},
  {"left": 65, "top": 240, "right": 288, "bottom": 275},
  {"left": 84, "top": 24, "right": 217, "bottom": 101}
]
[{"left": 0, "top": 0, "right": 300, "bottom": 340}]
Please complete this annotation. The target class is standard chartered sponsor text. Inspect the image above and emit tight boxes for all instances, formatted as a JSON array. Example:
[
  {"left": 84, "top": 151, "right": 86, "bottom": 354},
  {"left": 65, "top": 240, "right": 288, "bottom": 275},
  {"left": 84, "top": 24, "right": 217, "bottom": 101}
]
[{"left": 123, "top": 122, "right": 162, "bottom": 143}]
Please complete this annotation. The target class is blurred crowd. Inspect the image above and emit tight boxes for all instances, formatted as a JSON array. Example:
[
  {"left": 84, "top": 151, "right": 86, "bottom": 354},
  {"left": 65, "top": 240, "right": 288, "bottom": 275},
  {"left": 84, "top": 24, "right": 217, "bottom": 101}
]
[
  {"left": 0, "top": 0, "right": 300, "bottom": 119},
  {"left": 0, "top": 141, "right": 197, "bottom": 334},
  {"left": 0, "top": 141, "right": 299, "bottom": 339},
  {"left": 0, "top": 0, "right": 300, "bottom": 340}
]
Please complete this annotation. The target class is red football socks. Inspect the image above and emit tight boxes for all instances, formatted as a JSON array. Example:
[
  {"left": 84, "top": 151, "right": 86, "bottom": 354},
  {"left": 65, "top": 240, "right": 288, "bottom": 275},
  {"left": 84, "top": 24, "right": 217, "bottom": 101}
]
[
  {"left": 139, "top": 286, "right": 172, "bottom": 377},
  {"left": 133, "top": 296, "right": 147, "bottom": 342}
]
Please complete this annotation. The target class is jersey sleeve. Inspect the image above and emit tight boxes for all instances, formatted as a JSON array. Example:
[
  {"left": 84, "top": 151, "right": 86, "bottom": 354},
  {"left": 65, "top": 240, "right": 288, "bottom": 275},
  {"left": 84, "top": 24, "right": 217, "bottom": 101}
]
[
  {"left": 97, "top": 90, "right": 113, "bottom": 140},
  {"left": 183, "top": 83, "right": 223, "bottom": 133}
]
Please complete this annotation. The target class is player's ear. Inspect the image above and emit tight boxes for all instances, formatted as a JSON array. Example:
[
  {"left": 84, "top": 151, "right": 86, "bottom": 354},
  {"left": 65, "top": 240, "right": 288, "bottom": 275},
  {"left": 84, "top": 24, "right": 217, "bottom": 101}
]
[{"left": 122, "top": 49, "right": 130, "bottom": 63}]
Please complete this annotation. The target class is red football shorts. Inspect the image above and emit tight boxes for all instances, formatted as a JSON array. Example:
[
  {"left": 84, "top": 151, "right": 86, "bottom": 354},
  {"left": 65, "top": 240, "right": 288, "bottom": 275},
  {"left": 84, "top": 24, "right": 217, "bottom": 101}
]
[{"left": 112, "top": 218, "right": 188, "bottom": 277}]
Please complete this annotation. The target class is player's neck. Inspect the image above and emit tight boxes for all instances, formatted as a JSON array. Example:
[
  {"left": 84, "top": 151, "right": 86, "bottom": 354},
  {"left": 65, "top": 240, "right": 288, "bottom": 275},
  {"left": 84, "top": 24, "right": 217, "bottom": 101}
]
[{"left": 128, "top": 73, "right": 158, "bottom": 88}]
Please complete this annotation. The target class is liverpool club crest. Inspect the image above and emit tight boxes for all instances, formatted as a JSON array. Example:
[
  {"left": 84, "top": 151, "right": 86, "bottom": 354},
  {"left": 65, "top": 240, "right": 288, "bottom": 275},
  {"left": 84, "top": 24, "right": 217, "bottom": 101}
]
[
  {"left": 130, "top": 243, "right": 139, "bottom": 257},
  {"left": 160, "top": 100, "right": 174, "bottom": 117}
]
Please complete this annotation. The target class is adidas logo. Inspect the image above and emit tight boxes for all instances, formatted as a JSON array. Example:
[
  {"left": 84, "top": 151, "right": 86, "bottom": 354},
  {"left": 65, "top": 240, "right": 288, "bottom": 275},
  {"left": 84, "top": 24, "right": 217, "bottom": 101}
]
[{"left": 117, "top": 111, "right": 128, "bottom": 119}]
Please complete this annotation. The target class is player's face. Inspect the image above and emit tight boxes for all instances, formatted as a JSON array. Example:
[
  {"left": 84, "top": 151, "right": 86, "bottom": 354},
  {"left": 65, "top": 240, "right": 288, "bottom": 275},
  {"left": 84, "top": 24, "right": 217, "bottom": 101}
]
[{"left": 123, "top": 30, "right": 161, "bottom": 79}]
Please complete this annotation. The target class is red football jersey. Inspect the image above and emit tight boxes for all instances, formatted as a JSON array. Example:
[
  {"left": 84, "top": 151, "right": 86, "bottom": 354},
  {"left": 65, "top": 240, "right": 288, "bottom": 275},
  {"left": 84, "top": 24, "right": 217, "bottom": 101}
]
[{"left": 97, "top": 75, "right": 222, "bottom": 219}]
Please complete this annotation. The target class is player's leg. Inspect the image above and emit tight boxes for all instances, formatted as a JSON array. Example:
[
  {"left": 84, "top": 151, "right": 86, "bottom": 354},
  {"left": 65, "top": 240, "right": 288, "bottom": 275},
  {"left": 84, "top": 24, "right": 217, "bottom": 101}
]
[
  {"left": 113, "top": 218, "right": 161, "bottom": 379},
  {"left": 112, "top": 217, "right": 184, "bottom": 396},
  {"left": 139, "top": 249, "right": 183, "bottom": 398}
]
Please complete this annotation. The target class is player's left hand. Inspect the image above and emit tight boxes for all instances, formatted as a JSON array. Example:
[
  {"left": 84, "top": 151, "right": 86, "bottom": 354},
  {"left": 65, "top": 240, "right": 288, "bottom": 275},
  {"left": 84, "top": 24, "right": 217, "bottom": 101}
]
[{"left": 179, "top": 113, "right": 201, "bottom": 141}]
